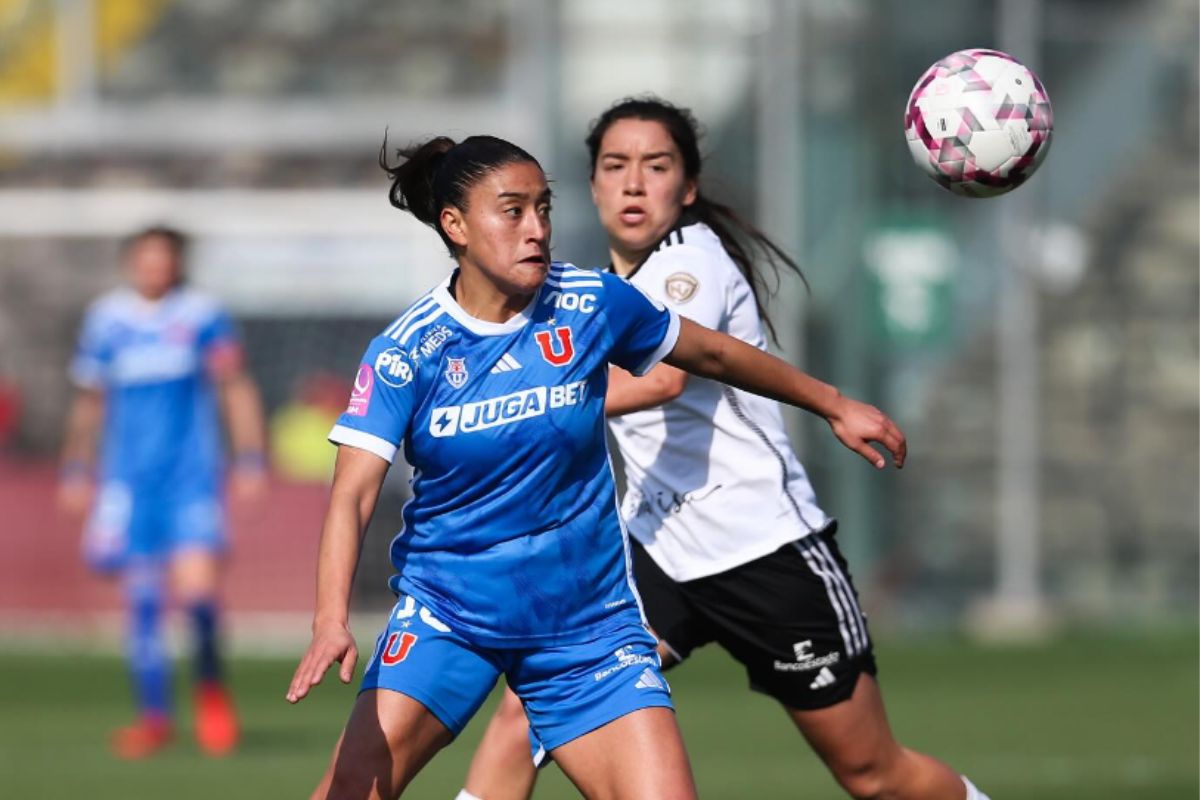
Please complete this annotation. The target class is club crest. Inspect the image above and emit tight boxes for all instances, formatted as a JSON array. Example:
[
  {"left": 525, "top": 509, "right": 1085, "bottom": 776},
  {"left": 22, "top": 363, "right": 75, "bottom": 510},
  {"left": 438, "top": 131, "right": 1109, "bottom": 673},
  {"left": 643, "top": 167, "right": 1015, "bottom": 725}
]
[
  {"left": 444, "top": 356, "right": 469, "bottom": 388},
  {"left": 664, "top": 272, "right": 699, "bottom": 304}
]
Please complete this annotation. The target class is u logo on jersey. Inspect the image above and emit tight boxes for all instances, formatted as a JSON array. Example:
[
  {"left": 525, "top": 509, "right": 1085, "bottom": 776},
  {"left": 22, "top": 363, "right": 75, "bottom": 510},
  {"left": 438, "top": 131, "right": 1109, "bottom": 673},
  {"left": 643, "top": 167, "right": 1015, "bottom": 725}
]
[{"left": 534, "top": 326, "right": 574, "bottom": 367}]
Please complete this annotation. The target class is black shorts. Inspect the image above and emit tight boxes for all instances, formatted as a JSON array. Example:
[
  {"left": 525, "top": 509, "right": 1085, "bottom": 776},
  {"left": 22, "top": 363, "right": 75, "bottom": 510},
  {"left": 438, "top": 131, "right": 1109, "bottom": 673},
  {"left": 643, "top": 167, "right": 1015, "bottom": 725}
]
[{"left": 631, "top": 523, "right": 877, "bottom": 710}]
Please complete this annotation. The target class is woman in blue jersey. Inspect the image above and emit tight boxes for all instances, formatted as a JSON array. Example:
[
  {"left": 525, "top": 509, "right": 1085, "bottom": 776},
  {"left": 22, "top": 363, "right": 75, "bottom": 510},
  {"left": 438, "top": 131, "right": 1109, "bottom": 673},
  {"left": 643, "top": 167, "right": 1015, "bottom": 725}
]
[
  {"left": 59, "top": 226, "right": 267, "bottom": 758},
  {"left": 286, "top": 133, "right": 905, "bottom": 799},
  {"left": 460, "top": 99, "right": 991, "bottom": 800}
]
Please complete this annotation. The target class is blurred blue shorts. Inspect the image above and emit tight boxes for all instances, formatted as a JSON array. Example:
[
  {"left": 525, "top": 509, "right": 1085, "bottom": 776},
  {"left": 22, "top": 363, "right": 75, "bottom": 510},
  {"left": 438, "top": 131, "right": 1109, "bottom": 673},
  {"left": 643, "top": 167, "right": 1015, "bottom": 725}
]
[{"left": 84, "top": 480, "right": 226, "bottom": 571}]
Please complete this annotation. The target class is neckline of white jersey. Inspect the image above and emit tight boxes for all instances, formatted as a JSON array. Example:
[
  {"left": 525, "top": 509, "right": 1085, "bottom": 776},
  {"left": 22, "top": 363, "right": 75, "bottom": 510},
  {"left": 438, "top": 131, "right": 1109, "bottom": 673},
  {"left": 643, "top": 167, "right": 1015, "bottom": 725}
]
[
  {"left": 612, "top": 217, "right": 706, "bottom": 280},
  {"left": 432, "top": 270, "right": 541, "bottom": 336}
]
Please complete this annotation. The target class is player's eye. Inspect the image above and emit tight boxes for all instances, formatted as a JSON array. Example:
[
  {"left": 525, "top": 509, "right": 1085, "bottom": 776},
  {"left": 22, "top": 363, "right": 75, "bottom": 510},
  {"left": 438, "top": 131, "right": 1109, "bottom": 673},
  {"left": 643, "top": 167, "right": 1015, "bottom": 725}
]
[
  {"left": 503, "top": 207, "right": 521, "bottom": 218},
  {"left": 537, "top": 203, "right": 552, "bottom": 216},
  {"left": 649, "top": 163, "right": 667, "bottom": 173}
]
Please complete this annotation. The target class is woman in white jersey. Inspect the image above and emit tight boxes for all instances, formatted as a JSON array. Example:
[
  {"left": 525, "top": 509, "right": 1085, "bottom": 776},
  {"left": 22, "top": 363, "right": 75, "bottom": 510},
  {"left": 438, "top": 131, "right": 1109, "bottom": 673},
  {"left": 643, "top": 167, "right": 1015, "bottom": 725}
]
[
  {"left": 459, "top": 99, "right": 990, "bottom": 800},
  {"left": 288, "top": 132, "right": 905, "bottom": 800}
]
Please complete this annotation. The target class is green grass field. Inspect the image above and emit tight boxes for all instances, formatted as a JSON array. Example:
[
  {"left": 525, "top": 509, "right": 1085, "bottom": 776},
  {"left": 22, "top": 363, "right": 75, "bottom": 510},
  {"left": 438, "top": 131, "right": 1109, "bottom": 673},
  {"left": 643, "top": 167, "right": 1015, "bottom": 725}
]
[{"left": 0, "top": 630, "right": 1195, "bottom": 799}]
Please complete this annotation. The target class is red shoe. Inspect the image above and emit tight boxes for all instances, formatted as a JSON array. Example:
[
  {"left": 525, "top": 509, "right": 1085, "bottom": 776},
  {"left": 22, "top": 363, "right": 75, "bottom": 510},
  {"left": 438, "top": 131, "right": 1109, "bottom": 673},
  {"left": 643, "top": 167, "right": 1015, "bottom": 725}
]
[
  {"left": 195, "top": 681, "right": 239, "bottom": 756},
  {"left": 111, "top": 715, "right": 173, "bottom": 759}
]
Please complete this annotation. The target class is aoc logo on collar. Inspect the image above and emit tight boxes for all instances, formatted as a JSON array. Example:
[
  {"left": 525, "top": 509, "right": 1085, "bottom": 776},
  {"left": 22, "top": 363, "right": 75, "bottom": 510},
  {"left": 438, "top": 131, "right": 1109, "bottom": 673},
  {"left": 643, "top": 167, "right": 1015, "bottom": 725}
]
[
  {"left": 374, "top": 347, "right": 413, "bottom": 388},
  {"left": 444, "top": 356, "right": 469, "bottom": 389},
  {"left": 664, "top": 272, "right": 699, "bottom": 304},
  {"left": 534, "top": 326, "right": 575, "bottom": 367}
]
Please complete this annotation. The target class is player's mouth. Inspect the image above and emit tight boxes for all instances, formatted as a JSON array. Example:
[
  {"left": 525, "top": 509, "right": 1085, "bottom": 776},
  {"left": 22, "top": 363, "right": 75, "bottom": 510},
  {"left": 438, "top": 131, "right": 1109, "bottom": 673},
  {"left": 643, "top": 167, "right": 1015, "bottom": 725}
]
[
  {"left": 619, "top": 205, "right": 647, "bottom": 225},
  {"left": 518, "top": 253, "right": 548, "bottom": 268}
]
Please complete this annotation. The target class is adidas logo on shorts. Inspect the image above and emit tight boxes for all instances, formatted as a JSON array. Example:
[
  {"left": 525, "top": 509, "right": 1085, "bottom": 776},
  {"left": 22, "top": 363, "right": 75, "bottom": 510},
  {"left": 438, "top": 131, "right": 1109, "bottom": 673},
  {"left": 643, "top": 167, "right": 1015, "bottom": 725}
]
[
  {"left": 809, "top": 666, "right": 836, "bottom": 691},
  {"left": 635, "top": 667, "right": 664, "bottom": 691}
]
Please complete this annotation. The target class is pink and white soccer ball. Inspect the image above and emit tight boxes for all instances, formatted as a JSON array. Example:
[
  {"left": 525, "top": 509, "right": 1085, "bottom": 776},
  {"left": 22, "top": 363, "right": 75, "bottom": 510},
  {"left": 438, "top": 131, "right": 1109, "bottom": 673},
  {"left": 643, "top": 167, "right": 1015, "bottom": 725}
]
[{"left": 905, "top": 48, "right": 1053, "bottom": 197}]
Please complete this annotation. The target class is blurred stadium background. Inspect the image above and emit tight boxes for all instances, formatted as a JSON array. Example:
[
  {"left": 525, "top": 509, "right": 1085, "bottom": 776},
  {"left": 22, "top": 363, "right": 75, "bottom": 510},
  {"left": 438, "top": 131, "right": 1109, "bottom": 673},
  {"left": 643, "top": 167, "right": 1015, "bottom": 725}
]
[{"left": 0, "top": 0, "right": 1195, "bottom": 797}]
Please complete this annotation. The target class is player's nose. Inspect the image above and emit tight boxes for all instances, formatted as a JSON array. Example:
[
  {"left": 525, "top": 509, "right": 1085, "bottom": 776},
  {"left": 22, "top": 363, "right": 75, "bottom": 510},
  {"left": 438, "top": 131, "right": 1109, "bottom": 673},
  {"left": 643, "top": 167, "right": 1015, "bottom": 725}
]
[
  {"left": 523, "top": 209, "right": 550, "bottom": 243},
  {"left": 622, "top": 169, "right": 644, "bottom": 195}
]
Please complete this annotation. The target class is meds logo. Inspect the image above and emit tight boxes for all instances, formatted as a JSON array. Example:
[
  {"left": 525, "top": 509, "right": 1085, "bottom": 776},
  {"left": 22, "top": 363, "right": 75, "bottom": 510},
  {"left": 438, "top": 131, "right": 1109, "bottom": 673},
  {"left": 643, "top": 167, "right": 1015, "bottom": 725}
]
[
  {"left": 415, "top": 325, "right": 453, "bottom": 361},
  {"left": 374, "top": 347, "right": 413, "bottom": 388}
]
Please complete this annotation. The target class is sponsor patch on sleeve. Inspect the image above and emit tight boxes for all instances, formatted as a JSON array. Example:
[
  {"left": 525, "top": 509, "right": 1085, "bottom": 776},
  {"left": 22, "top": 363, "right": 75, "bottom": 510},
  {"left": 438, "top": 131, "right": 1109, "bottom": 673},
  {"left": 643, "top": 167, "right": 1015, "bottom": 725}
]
[
  {"left": 664, "top": 272, "right": 699, "bottom": 304},
  {"left": 346, "top": 364, "right": 374, "bottom": 416},
  {"left": 374, "top": 347, "right": 414, "bottom": 388}
]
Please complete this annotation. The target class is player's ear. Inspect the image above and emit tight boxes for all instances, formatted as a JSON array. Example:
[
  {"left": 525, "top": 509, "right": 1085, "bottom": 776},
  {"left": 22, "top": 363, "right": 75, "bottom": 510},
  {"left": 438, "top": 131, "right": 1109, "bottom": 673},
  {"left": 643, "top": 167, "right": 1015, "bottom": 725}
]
[
  {"left": 441, "top": 207, "right": 469, "bottom": 248},
  {"left": 681, "top": 178, "right": 698, "bottom": 208}
]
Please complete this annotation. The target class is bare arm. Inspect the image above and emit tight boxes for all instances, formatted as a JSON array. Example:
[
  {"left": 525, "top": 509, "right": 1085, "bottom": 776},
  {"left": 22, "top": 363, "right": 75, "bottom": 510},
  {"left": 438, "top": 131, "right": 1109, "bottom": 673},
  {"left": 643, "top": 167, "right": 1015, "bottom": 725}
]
[
  {"left": 287, "top": 445, "right": 390, "bottom": 703},
  {"left": 210, "top": 356, "right": 268, "bottom": 501},
  {"left": 216, "top": 371, "right": 267, "bottom": 461},
  {"left": 605, "top": 363, "right": 689, "bottom": 417},
  {"left": 663, "top": 318, "right": 907, "bottom": 469},
  {"left": 57, "top": 388, "right": 104, "bottom": 517}
]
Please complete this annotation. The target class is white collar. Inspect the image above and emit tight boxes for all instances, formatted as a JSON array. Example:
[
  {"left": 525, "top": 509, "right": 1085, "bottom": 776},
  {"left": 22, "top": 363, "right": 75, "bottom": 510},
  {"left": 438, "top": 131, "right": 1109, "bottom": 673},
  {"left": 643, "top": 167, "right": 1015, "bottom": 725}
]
[{"left": 432, "top": 271, "right": 540, "bottom": 336}]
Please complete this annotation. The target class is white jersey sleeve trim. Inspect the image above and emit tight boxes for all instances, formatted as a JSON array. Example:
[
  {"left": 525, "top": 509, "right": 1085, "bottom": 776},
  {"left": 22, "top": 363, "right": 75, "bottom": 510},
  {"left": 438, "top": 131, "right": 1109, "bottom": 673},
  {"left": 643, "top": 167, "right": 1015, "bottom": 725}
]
[
  {"left": 328, "top": 424, "right": 398, "bottom": 463},
  {"left": 630, "top": 310, "right": 681, "bottom": 376}
]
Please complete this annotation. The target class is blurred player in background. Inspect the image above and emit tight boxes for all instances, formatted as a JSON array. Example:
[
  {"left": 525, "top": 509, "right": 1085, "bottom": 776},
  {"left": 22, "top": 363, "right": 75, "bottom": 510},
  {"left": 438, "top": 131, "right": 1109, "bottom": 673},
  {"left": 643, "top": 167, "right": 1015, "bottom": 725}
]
[
  {"left": 285, "top": 131, "right": 904, "bottom": 799},
  {"left": 459, "top": 98, "right": 990, "bottom": 800},
  {"left": 58, "top": 226, "right": 267, "bottom": 758}
]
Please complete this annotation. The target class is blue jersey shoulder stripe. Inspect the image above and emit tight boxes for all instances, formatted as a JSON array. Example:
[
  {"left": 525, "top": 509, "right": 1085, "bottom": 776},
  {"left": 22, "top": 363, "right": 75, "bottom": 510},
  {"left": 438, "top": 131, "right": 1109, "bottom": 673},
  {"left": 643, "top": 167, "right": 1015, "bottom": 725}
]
[
  {"left": 547, "top": 276, "right": 604, "bottom": 287},
  {"left": 384, "top": 294, "right": 438, "bottom": 339},
  {"left": 396, "top": 309, "right": 447, "bottom": 347}
]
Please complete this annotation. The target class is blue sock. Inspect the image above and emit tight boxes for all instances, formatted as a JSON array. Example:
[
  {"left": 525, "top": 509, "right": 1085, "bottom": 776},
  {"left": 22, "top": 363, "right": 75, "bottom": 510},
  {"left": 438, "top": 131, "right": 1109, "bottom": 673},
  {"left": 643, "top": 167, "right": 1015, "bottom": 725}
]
[
  {"left": 126, "top": 567, "right": 170, "bottom": 719},
  {"left": 188, "top": 600, "right": 222, "bottom": 685}
]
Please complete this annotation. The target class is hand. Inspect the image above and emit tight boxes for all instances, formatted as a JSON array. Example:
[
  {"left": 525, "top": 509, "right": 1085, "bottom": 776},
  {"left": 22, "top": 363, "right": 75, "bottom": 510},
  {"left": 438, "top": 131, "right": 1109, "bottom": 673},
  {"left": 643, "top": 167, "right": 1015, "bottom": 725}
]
[
  {"left": 826, "top": 396, "right": 907, "bottom": 470},
  {"left": 286, "top": 619, "right": 358, "bottom": 704},
  {"left": 57, "top": 476, "right": 94, "bottom": 520}
]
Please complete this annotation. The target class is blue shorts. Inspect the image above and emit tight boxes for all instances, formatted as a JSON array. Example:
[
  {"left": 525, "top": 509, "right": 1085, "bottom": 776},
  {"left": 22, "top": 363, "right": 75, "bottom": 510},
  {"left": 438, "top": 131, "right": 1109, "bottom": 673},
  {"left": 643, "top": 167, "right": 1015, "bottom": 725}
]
[
  {"left": 360, "top": 593, "right": 674, "bottom": 760},
  {"left": 84, "top": 480, "right": 226, "bottom": 571}
]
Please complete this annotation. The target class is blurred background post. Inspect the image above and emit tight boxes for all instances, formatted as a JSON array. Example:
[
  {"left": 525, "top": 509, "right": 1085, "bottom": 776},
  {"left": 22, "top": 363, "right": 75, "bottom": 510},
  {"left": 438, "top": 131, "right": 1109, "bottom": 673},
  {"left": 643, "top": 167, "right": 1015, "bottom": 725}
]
[{"left": 0, "top": 1, "right": 1195, "bottom": 797}]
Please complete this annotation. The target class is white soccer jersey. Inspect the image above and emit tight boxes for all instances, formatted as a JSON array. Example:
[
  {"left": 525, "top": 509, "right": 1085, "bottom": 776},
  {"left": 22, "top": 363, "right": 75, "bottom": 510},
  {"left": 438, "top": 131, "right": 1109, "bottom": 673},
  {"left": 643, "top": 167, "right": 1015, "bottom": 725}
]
[{"left": 609, "top": 220, "right": 832, "bottom": 582}]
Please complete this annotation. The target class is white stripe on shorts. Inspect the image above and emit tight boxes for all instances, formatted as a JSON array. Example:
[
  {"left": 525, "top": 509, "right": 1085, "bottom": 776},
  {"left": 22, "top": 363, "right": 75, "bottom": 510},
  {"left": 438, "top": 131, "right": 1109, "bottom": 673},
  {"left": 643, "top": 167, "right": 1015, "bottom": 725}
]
[
  {"left": 794, "top": 542, "right": 858, "bottom": 658},
  {"left": 815, "top": 539, "right": 870, "bottom": 653},
  {"left": 808, "top": 540, "right": 868, "bottom": 654}
]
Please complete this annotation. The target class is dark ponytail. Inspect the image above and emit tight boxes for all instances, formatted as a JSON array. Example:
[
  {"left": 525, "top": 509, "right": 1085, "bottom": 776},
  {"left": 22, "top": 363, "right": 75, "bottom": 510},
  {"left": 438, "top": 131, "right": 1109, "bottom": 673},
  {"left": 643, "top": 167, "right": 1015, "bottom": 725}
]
[
  {"left": 380, "top": 133, "right": 542, "bottom": 256},
  {"left": 586, "top": 96, "right": 806, "bottom": 345}
]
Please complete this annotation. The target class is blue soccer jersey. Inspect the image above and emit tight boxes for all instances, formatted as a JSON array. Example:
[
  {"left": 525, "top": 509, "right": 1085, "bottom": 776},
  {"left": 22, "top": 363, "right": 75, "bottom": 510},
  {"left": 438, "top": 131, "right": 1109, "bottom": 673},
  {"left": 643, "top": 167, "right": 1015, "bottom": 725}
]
[
  {"left": 70, "top": 287, "right": 240, "bottom": 491},
  {"left": 329, "top": 263, "right": 680, "bottom": 647}
]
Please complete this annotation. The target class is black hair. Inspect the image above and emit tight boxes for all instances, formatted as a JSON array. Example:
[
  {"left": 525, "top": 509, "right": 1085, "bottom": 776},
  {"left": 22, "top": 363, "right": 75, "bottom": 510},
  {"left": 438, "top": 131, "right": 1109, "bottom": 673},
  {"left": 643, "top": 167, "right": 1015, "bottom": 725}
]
[
  {"left": 586, "top": 96, "right": 806, "bottom": 345},
  {"left": 380, "top": 134, "right": 542, "bottom": 256},
  {"left": 122, "top": 225, "right": 188, "bottom": 285},
  {"left": 123, "top": 225, "right": 188, "bottom": 259}
]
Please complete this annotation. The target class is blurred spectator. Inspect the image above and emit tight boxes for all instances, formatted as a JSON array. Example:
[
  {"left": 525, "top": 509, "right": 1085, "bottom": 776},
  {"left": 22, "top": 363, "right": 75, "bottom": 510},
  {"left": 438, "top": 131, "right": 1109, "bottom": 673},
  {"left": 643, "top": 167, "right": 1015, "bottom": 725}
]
[{"left": 270, "top": 371, "right": 351, "bottom": 482}]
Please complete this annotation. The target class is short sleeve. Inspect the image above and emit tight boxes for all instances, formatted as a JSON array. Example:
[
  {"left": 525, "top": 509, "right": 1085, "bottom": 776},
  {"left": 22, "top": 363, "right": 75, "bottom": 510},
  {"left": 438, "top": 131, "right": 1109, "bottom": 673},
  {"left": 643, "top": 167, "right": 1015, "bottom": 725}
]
[
  {"left": 637, "top": 245, "right": 726, "bottom": 330},
  {"left": 68, "top": 305, "right": 112, "bottom": 389},
  {"left": 600, "top": 272, "right": 681, "bottom": 376},
  {"left": 198, "top": 303, "right": 245, "bottom": 375},
  {"left": 198, "top": 304, "right": 240, "bottom": 352},
  {"left": 328, "top": 335, "right": 418, "bottom": 463}
]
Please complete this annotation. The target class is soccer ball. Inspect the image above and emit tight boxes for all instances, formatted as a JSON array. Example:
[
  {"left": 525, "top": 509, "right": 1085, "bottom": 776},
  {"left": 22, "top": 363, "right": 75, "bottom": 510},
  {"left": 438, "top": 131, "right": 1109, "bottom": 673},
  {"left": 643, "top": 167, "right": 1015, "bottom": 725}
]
[{"left": 905, "top": 48, "right": 1053, "bottom": 197}]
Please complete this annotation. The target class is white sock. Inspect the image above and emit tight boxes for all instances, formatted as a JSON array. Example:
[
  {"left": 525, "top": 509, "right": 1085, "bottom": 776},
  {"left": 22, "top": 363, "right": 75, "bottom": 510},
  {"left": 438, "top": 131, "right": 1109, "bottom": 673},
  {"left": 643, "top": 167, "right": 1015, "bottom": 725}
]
[
  {"left": 962, "top": 776, "right": 991, "bottom": 800},
  {"left": 455, "top": 791, "right": 484, "bottom": 800}
]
